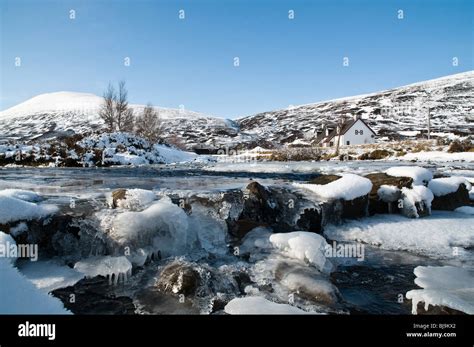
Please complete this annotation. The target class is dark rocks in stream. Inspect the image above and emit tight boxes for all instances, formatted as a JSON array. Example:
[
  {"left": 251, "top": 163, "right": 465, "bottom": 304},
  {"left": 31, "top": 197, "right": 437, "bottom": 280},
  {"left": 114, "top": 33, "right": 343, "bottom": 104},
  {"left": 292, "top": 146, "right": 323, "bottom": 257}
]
[
  {"left": 155, "top": 261, "right": 201, "bottom": 295},
  {"left": 431, "top": 184, "right": 470, "bottom": 211},
  {"left": 51, "top": 276, "right": 136, "bottom": 314}
]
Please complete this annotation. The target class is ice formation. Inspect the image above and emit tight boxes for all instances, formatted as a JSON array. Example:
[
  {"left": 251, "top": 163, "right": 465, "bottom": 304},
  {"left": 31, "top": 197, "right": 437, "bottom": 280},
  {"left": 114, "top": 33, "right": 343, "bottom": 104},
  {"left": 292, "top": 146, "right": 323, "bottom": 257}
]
[
  {"left": 324, "top": 212, "right": 474, "bottom": 259},
  {"left": 377, "top": 185, "right": 400, "bottom": 202},
  {"left": 406, "top": 266, "right": 474, "bottom": 314},
  {"left": 74, "top": 256, "right": 132, "bottom": 285},
  {"left": 0, "top": 232, "right": 69, "bottom": 314},
  {"left": 400, "top": 185, "right": 434, "bottom": 218},
  {"left": 454, "top": 206, "right": 474, "bottom": 215},
  {"left": 269, "top": 231, "right": 333, "bottom": 273},
  {"left": 0, "top": 189, "right": 58, "bottom": 224},
  {"left": 224, "top": 296, "right": 311, "bottom": 314}
]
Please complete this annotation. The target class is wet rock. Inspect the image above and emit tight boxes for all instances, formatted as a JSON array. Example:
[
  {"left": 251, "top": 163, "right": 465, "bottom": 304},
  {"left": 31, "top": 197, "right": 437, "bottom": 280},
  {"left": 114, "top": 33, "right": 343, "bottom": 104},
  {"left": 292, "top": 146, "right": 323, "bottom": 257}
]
[
  {"left": 431, "top": 184, "right": 470, "bottom": 211},
  {"left": 365, "top": 173, "right": 413, "bottom": 215},
  {"left": 51, "top": 276, "right": 136, "bottom": 314},
  {"left": 155, "top": 261, "right": 201, "bottom": 296},
  {"left": 111, "top": 189, "right": 127, "bottom": 208}
]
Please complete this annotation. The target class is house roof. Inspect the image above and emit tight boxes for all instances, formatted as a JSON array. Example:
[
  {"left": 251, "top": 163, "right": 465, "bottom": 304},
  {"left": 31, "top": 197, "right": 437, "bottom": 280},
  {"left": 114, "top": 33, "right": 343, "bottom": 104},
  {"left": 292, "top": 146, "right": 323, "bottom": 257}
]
[{"left": 315, "top": 117, "right": 376, "bottom": 144}]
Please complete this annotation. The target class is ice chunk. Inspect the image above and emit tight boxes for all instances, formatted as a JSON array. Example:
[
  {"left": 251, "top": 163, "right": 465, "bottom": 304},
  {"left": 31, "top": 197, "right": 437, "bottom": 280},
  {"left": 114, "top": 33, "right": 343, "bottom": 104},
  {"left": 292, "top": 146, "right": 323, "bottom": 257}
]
[
  {"left": 454, "top": 206, "right": 474, "bottom": 215},
  {"left": 224, "top": 296, "right": 311, "bottom": 314},
  {"left": 0, "top": 189, "right": 42, "bottom": 202},
  {"left": 0, "top": 232, "right": 69, "bottom": 314},
  {"left": 74, "top": 256, "right": 132, "bottom": 285},
  {"left": 400, "top": 186, "right": 433, "bottom": 218},
  {"left": 324, "top": 212, "right": 474, "bottom": 259},
  {"left": 0, "top": 194, "right": 58, "bottom": 224},
  {"left": 111, "top": 197, "right": 196, "bottom": 257},
  {"left": 428, "top": 177, "right": 472, "bottom": 196},
  {"left": 19, "top": 260, "right": 84, "bottom": 292},
  {"left": 406, "top": 266, "right": 474, "bottom": 314},
  {"left": 377, "top": 185, "right": 400, "bottom": 202},
  {"left": 110, "top": 188, "right": 156, "bottom": 210},
  {"left": 385, "top": 166, "right": 433, "bottom": 185},
  {"left": 295, "top": 173, "right": 372, "bottom": 201},
  {"left": 269, "top": 232, "right": 333, "bottom": 273}
]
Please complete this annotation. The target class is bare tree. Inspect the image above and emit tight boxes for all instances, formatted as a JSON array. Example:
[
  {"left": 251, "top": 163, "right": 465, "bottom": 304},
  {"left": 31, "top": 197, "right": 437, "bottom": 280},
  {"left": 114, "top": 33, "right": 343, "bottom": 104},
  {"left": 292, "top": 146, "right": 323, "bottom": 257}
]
[
  {"left": 115, "top": 81, "right": 134, "bottom": 132},
  {"left": 135, "top": 103, "right": 162, "bottom": 143},
  {"left": 99, "top": 83, "right": 116, "bottom": 132}
]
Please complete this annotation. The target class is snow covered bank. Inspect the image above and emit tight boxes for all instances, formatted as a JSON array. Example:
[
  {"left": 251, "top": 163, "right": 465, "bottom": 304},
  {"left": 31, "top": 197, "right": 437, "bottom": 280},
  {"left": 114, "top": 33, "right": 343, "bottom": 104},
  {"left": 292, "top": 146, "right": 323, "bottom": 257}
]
[
  {"left": 0, "top": 232, "right": 69, "bottom": 314},
  {"left": 224, "top": 296, "right": 311, "bottom": 314},
  {"left": 406, "top": 266, "right": 474, "bottom": 314},
  {"left": 295, "top": 174, "right": 372, "bottom": 201},
  {"left": 0, "top": 189, "right": 58, "bottom": 224},
  {"left": 324, "top": 212, "right": 474, "bottom": 259},
  {"left": 385, "top": 166, "right": 433, "bottom": 185},
  {"left": 401, "top": 151, "right": 474, "bottom": 163}
]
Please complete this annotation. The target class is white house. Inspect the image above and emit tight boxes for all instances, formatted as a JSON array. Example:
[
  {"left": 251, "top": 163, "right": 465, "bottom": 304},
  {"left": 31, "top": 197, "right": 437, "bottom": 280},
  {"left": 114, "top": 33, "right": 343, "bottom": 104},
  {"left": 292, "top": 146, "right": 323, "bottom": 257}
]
[{"left": 315, "top": 115, "right": 376, "bottom": 147}]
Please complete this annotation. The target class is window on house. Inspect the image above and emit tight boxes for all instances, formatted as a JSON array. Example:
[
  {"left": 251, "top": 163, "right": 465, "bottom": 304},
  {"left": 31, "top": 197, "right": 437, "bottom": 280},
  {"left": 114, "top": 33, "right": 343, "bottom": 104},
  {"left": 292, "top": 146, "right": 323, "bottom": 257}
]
[
  {"left": 360, "top": 130, "right": 363, "bottom": 135},
  {"left": 329, "top": 141, "right": 334, "bottom": 146},
  {"left": 346, "top": 141, "right": 350, "bottom": 145}
]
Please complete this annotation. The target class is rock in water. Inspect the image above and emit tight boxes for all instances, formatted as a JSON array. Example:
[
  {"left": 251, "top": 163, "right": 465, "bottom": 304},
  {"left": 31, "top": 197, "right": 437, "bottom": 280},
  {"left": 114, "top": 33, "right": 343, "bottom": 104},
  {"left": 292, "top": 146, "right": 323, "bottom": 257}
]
[{"left": 155, "top": 261, "right": 201, "bottom": 296}]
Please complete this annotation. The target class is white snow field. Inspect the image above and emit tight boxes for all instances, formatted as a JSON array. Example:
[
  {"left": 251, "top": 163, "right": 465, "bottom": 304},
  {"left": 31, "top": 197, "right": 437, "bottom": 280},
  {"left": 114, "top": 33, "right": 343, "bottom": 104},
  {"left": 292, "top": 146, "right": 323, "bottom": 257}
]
[
  {"left": 324, "top": 212, "right": 474, "bottom": 259},
  {"left": 294, "top": 174, "right": 372, "bottom": 201},
  {"left": 401, "top": 151, "right": 474, "bottom": 163},
  {"left": 0, "top": 190, "right": 58, "bottom": 224},
  {"left": 0, "top": 232, "right": 70, "bottom": 314},
  {"left": 406, "top": 266, "right": 474, "bottom": 314},
  {"left": 385, "top": 166, "right": 433, "bottom": 185},
  {"left": 224, "top": 296, "right": 312, "bottom": 314},
  {"left": 269, "top": 232, "right": 333, "bottom": 273}
]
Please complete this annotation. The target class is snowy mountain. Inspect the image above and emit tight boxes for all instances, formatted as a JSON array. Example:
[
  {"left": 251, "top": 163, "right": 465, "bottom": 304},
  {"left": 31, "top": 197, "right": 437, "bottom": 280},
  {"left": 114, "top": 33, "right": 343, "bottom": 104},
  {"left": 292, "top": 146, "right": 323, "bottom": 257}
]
[
  {"left": 0, "top": 91, "right": 242, "bottom": 152},
  {"left": 239, "top": 71, "right": 474, "bottom": 145},
  {"left": 1, "top": 71, "right": 473, "bottom": 151}
]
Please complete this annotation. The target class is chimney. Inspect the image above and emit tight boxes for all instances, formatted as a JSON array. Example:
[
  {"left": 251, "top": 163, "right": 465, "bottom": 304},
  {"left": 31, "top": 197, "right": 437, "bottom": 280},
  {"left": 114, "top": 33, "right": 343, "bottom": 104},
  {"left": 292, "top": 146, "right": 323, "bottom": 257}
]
[
  {"left": 325, "top": 127, "right": 329, "bottom": 136},
  {"left": 353, "top": 114, "right": 358, "bottom": 121}
]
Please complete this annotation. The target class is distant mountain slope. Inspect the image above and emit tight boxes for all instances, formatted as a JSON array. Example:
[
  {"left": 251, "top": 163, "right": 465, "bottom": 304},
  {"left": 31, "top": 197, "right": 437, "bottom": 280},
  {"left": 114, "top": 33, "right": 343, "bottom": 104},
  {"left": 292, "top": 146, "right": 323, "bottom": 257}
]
[
  {"left": 0, "top": 92, "right": 242, "bottom": 151},
  {"left": 1, "top": 71, "right": 472, "bottom": 151},
  {"left": 238, "top": 71, "right": 474, "bottom": 144}
]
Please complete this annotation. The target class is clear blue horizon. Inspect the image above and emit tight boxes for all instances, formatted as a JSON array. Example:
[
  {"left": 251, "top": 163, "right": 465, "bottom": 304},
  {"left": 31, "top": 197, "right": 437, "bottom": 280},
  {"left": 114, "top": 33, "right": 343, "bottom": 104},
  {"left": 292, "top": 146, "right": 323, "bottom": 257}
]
[{"left": 1, "top": 0, "right": 473, "bottom": 118}]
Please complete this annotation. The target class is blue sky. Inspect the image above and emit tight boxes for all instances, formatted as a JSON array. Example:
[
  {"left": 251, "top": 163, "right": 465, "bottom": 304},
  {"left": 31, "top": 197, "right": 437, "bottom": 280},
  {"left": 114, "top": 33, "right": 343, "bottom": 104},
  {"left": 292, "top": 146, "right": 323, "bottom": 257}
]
[{"left": 1, "top": 0, "right": 472, "bottom": 118}]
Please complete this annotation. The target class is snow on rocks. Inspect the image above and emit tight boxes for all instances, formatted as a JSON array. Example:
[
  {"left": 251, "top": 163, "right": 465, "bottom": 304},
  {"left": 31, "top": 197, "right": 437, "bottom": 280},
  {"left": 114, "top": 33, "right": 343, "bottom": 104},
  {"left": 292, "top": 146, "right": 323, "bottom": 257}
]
[
  {"left": 74, "top": 256, "right": 132, "bottom": 285},
  {"left": 224, "top": 296, "right": 311, "bottom": 314},
  {"left": 269, "top": 232, "right": 333, "bottom": 273},
  {"left": 0, "top": 189, "right": 58, "bottom": 224},
  {"left": 401, "top": 151, "right": 474, "bottom": 163},
  {"left": 324, "top": 212, "right": 474, "bottom": 259},
  {"left": 385, "top": 166, "right": 433, "bottom": 186},
  {"left": 295, "top": 174, "right": 372, "bottom": 201},
  {"left": 377, "top": 185, "right": 400, "bottom": 203},
  {"left": 429, "top": 177, "right": 472, "bottom": 211},
  {"left": 406, "top": 266, "right": 474, "bottom": 314},
  {"left": 0, "top": 232, "right": 70, "bottom": 314},
  {"left": 428, "top": 177, "right": 472, "bottom": 196},
  {"left": 400, "top": 186, "right": 433, "bottom": 218}
]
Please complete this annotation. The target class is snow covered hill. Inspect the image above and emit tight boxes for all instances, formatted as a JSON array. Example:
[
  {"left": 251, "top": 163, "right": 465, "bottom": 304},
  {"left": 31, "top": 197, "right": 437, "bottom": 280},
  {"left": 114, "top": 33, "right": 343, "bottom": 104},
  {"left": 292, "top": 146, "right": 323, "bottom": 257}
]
[
  {"left": 239, "top": 71, "right": 474, "bottom": 145},
  {"left": 0, "top": 91, "right": 242, "bottom": 151},
  {"left": 1, "top": 71, "right": 473, "bottom": 151}
]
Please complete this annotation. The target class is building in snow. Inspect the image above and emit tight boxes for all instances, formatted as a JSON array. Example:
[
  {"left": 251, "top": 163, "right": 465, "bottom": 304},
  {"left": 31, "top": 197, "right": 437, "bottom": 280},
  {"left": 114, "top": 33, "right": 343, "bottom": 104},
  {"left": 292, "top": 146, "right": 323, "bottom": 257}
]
[{"left": 315, "top": 115, "right": 376, "bottom": 147}]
